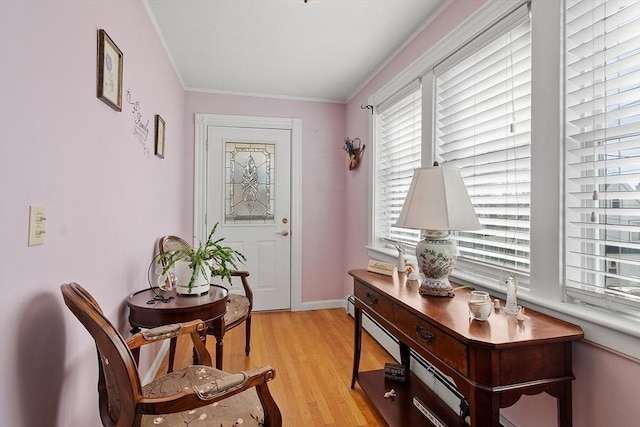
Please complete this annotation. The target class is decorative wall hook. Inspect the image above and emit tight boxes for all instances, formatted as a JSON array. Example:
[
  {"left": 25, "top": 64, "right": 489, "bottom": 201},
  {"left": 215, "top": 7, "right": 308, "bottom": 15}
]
[
  {"left": 361, "top": 104, "right": 374, "bottom": 115},
  {"left": 344, "top": 137, "right": 366, "bottom": 170}
]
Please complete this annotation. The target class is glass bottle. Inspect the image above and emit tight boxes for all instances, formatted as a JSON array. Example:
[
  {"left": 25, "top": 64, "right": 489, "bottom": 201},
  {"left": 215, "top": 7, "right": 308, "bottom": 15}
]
[
  {"left": 502, "top": 273, "right": 519, "bottom": 314},
  {"left": 395, "top": 244, "right": 406, "bottom": 273}
]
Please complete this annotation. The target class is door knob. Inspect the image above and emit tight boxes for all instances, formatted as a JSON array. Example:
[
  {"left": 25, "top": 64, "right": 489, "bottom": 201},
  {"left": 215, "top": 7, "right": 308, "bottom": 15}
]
[{"left": 277, "top": 230, "right": 289, "bottom": 237}]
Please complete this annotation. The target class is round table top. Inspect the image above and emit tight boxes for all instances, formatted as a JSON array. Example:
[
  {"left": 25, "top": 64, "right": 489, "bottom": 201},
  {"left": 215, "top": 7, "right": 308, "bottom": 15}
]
[{"left": 127, "top": 285, "right": 228, "bottom": 328}]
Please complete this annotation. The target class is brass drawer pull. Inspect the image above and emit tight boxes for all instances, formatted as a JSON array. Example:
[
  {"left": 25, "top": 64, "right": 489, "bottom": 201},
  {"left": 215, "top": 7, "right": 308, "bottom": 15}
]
[
  {"left": 366, "top": 292, "right": 378, "bottom": 305},
  {"left": 414, "top": 324, "right": 435, "bottom": 342}
]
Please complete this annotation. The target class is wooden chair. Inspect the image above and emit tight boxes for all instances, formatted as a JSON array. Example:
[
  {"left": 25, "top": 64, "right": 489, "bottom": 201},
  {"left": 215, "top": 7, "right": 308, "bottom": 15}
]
[
  {"left": 60, "top": 282, "right": 281, "bottom": 427},
  {"left": 158, "top": 235, "right": 253, "bottom": 365}
]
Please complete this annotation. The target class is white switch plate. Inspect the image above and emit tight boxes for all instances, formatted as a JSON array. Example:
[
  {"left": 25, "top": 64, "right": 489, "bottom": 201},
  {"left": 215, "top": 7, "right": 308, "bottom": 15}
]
[{"left": 28, "top": 205, "right": 46, "bottom": 246}]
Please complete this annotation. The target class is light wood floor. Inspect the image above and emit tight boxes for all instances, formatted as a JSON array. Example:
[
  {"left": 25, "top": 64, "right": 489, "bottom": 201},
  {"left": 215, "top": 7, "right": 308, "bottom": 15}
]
[{"left": 161, "top": 308, "right": 395, "bottom": 426}]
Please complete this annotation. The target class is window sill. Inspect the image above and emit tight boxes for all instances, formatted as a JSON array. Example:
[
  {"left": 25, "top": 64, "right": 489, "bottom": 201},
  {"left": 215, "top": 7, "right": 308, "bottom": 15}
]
[
  {"left": 368, "top": 245, "right": 421, "bottom": 266},
  {"left": 367, "top": 245, "right": 640, "bottom": 361}
]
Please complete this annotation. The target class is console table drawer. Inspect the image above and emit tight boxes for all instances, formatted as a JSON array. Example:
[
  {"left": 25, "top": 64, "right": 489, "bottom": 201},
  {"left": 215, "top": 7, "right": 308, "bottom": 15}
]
[
  {"left": 395, "top": 306, "right": 468, "bottom": 376},
  {"left": 354, "top": 281, "right": 394, "bottom": 320}
]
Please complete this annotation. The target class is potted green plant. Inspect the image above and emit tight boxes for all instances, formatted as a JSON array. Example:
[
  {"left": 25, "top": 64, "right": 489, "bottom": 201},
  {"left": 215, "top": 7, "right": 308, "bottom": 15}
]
[{"left": 159, "top": 223, "right": 246, "bottom": 295}]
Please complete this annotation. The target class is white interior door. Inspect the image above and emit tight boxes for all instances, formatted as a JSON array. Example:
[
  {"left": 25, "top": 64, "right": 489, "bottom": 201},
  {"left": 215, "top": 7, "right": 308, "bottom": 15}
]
[{"left": 206, "top": 126, "right": 291, "bottom": 311}]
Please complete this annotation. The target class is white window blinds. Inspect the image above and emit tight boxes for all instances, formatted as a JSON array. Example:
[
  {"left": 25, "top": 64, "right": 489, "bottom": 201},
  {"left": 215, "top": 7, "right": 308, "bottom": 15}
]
[
  {"left": 565, "top": 0, "right": 640, "bottom": 308},
  {"left": 375, "top": 81, "right": 422, "bottom": 249},
  {"left": 434, "top": 14, "right": 532, "bottom": 274}
]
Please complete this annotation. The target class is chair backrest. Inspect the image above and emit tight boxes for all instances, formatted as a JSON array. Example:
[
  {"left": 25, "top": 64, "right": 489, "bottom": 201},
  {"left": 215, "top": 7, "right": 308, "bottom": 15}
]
[
  {"left": 158, "top": 235, "right": 191, "bottom": 255},
  {"left": 61, "top": 283, "right": 143, "bottom": 427}
]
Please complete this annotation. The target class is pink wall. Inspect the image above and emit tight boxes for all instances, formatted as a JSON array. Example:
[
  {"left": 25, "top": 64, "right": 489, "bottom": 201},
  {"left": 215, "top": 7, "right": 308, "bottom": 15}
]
[
  {"left": 185, "top": 92, "right": 346, "bottom": 303},
  {"left": 1, "top": 0, "right": 637, "bottom": 426},
  {"left": 0, "top": 1, "right": 188, "bottom": 425},
  {"left": 344, "top": 0, "right": 640, "bottom": 426}
]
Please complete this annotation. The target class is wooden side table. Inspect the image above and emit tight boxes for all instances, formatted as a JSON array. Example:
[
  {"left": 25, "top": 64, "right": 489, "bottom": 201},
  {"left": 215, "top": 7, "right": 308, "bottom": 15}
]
[{"left": 127, "top": 285, "right": 228, "bottom": 371}]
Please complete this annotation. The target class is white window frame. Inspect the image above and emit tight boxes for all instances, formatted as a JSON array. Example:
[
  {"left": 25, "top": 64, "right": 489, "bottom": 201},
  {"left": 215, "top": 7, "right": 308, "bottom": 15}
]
[
  {"left": 373, "top": 80, "right": 423, "bottom": 253},
  {"left": 433, "top": 9, "right": 533, "bottom": 287},
  {"left": 563, "top": 0, "right": 640, "bottom": 315},
  {"left": 367, "top": 0, "right": 640, "bottom": 359}
]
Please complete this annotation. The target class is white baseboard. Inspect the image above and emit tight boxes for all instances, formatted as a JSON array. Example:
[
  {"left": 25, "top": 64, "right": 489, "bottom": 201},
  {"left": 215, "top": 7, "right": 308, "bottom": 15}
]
[
  {"left": 297, "top": 298, "right": 346, "bottom": 311},
  {"left": 142, "top": 340, "right": 170, "bottom": 385}
]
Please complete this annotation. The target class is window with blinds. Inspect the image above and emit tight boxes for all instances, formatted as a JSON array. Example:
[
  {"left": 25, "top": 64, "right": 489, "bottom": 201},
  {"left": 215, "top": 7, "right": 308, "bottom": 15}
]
[
  {"left": 375, "top": 82, "right": 422, "bottom": 249},
  {"left": 434, "top": 16, "right": 532, "bottom": 275},
  {"left": 565, "top": 0, "right": 640, "bottom": 308}
]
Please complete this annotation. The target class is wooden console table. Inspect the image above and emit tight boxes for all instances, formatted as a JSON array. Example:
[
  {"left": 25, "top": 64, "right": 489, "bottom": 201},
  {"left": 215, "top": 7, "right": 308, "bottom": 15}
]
[{"left": 349, "top": 269, "right": 584, "bottom": 427}]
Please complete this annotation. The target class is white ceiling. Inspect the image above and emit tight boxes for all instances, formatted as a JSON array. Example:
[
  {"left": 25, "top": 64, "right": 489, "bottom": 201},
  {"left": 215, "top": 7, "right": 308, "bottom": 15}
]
[{"left": 146, "top": 0, "right": 446, "bottom": 103}]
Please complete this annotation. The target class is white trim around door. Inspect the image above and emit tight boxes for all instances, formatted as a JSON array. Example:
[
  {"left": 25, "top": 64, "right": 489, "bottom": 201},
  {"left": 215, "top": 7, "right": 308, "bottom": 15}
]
[{"left": 194, "top": 113, "right": 303, "bottom": 311}]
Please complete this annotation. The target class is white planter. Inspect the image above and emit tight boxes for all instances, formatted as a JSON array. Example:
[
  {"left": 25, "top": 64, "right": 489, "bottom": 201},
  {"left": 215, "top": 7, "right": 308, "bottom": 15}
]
[{"left": 174, "top": 260, "right": 211, "bottom": 296}]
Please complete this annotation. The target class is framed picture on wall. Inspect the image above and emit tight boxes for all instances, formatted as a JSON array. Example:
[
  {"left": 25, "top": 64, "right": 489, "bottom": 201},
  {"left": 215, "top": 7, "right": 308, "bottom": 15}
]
[
  {"left": 96, "top": 29, "right": 123, "bottom": 111},
  {"left": 155, "top": 115, "right": 166, "bottom": 158}
]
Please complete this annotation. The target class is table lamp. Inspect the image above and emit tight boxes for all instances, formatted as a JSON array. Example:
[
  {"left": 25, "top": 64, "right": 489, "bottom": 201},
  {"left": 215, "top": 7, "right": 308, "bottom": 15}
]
[{"left": 395, "top": 163, "right": 481, "bottom": 297}]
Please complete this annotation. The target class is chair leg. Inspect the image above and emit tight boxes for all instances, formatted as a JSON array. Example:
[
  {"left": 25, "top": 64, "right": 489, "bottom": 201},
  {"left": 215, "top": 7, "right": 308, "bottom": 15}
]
[
  {"left": 215, "top": 332, "right": 224, "bottom": 370},
  {"left": 169, "top": 337, "right": 177, "bottom": 373},
  {"left": 245, "top": 314, "right": 252, "bottom": 356}
]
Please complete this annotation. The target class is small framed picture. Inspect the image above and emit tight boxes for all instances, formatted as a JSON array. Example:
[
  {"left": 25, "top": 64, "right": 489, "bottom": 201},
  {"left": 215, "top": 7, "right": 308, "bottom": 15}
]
[
  {"left": 384, "top": 363, "right": 407, "bottom": 382},
  {"left": 155, "top": 115, "right": 166, "bottom": 158},
  {"left": 96, "top": 29, "right": 123, "bottom": 111}
]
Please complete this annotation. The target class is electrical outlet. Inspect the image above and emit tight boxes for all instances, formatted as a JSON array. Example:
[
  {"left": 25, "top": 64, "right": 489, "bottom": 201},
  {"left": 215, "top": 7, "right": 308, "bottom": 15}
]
[{"left": 28, "top": 205, "right": 46, "bottom": 246}]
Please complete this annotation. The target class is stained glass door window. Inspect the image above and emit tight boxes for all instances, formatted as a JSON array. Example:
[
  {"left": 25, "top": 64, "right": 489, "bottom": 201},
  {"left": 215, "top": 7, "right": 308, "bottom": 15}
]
[{"left": 225, "top": 142, "right": 275, "bottom": 223}]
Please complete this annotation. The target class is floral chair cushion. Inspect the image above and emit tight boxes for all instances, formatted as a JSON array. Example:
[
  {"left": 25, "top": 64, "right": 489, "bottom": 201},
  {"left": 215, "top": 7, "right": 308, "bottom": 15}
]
[
  {"left": 225, "top": 294, "right": 250, "bottom": 325},
  {"left": 142, "top": 365, "right": 265, "bottom": 427}
]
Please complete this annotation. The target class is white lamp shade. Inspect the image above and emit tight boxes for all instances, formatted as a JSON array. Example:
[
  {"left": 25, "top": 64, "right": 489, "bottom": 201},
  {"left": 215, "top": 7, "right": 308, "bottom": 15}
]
[{"left": 395, "top": 166, "right": 481, "bottom": 231}]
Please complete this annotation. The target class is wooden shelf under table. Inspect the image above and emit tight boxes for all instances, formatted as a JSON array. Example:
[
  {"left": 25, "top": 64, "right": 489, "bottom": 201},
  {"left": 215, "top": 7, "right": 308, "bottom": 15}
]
[{"left": 357, "top": 369, "right": 466, "bottom": 427}]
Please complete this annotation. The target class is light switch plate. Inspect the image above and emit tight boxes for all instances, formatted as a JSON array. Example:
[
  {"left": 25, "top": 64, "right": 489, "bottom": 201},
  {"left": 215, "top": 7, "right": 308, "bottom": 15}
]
[{"left": 28, "top": 205, "right": 46, "bottom": 246}]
